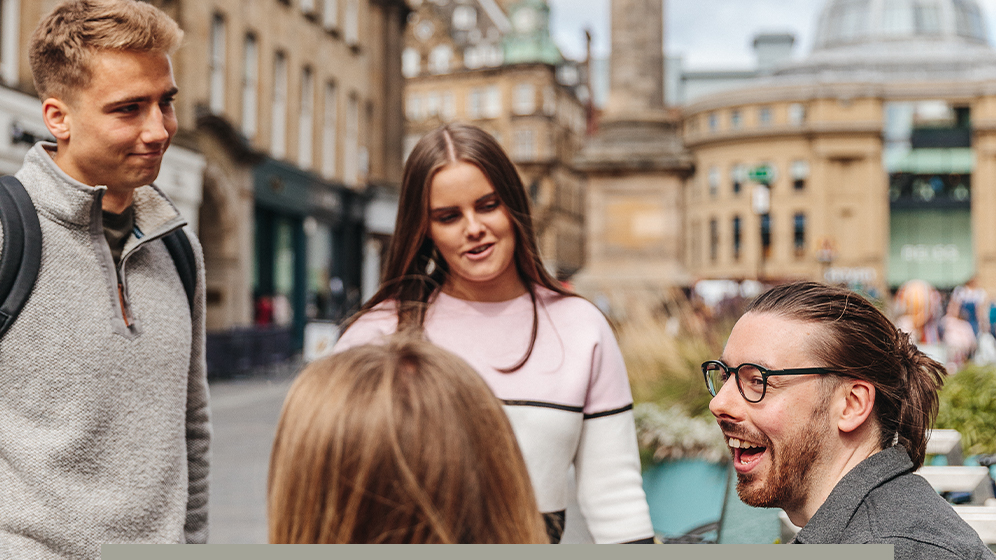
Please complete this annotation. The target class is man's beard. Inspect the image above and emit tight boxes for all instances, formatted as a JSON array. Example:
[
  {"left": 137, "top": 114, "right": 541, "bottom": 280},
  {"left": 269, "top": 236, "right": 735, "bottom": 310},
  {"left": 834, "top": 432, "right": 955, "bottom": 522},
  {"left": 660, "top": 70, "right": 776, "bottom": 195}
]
[{"left": 734, "top": 399, "right": 832, "bottom": 512}]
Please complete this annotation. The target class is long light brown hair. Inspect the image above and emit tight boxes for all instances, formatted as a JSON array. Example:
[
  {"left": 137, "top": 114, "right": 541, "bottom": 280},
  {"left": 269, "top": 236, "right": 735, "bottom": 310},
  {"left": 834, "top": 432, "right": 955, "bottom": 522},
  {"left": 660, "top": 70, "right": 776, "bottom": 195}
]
[
  {"left": 267, "top": 336, "right": 548, "bottom": 543},
  {"left": 746, "top": 281, "right": 946, "bottom": 469},
  {"left": 344, "top": 123, "right": 574, "bottom": 371}
]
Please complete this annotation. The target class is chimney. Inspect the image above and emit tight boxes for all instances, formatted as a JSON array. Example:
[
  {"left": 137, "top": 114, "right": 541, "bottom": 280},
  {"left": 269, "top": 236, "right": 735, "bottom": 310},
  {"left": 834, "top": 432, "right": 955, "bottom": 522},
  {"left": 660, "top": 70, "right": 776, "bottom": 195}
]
[{"left": 753, "top": 33, "right": 795, "bottom": 72}]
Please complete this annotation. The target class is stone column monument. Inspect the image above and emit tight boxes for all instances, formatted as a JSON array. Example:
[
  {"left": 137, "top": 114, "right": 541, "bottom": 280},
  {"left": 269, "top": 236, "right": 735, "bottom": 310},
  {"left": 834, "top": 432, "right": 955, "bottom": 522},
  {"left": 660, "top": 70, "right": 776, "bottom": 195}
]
[
  {"left": 573, "top": 0, "right": 693, "bottom": 316},
  {"left": 606, "top": 0, "right": 664, "bottom": 117}
]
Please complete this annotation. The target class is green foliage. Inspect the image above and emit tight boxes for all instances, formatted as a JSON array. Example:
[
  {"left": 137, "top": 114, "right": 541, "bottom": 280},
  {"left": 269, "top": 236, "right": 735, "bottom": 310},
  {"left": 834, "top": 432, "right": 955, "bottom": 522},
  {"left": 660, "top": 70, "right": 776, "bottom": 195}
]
[{"left": 936, "top": 364, "right": 996, "bottom": 455}]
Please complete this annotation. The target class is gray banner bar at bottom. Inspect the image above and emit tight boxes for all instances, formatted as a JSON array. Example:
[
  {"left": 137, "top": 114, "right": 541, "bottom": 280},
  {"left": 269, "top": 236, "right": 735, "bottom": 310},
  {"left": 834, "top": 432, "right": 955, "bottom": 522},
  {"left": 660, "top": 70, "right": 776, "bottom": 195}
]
[{"left": 102, "top": 543, "right": 894, "bottom": 560}]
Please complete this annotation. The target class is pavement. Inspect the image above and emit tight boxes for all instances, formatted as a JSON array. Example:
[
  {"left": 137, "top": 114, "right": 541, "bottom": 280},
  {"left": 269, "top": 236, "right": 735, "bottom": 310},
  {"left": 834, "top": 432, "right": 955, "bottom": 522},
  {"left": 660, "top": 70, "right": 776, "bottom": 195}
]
[{"left": 207, "top": 361, "right": 300, "bottom": 544}]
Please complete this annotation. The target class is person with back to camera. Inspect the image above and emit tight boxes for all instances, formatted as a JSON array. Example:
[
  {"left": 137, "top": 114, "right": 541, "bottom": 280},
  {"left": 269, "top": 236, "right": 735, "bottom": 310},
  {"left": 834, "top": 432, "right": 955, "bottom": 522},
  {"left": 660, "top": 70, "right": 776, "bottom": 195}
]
[
  {"left": 268, "top": 336, "right": 549, "bottom": 543},
  {"left": 703, "top": 281, "right": 995, "bottom": 558},
  {"left": 333, "top": 123, "right": 654, "bottom": 544}
]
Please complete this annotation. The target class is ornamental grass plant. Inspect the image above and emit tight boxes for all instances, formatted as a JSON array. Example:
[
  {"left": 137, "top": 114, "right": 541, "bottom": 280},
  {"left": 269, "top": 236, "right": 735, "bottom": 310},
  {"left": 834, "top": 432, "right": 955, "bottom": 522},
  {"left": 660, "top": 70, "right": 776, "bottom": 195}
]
[{"left": 614, "top": 293, "right": 744, "bottom": 464}]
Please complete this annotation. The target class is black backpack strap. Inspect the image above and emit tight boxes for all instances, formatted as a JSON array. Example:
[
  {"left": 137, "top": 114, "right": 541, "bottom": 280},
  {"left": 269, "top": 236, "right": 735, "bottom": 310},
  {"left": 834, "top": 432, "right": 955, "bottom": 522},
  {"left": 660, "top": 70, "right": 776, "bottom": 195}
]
[
  {"left": 162, "top": 228, "right": 196, "bottom": 312},
  {"left": 0, "top": 175, "right": 41, "bottom": 339}
]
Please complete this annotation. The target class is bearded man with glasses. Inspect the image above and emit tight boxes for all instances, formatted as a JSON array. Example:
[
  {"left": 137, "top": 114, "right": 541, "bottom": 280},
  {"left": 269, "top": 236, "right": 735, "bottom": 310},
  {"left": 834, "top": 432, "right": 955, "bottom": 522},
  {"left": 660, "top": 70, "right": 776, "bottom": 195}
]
[{"left": 704, "top": 281, "right": 993, "bottom": 559}]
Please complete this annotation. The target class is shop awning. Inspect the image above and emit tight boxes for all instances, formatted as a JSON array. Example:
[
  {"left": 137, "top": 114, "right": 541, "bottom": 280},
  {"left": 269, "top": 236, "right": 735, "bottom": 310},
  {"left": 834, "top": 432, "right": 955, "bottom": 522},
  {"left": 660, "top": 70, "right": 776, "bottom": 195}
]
[{"left": 885, "top": 148, "right": 974, "bottom": 174}]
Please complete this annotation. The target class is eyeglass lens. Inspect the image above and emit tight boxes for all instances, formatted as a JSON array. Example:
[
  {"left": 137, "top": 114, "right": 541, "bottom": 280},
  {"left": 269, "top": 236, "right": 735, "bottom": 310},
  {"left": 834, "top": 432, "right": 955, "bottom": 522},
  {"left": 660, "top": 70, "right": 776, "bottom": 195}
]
[{"left": 704, "top": 362, "right": 766, "bottom": 402}]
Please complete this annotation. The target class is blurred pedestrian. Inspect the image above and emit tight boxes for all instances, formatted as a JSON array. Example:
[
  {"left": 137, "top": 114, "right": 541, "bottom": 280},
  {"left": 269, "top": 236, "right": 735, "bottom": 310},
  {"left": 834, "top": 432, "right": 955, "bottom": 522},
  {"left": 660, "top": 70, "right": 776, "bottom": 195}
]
[
  {"left": 268, "top": 336, "right": 548, "bottom": 543},
  {"left": 0, "top": 1, "right": 210, "bottom": 558},
  {"left": 333, "top": 123, "right": 653, "bottom": 543},
  {"left": 703, "top": 282, "right": 993, "bottom": 558},
  {"left": 949, "top": 276, "right": 989, "bottom": 336}
]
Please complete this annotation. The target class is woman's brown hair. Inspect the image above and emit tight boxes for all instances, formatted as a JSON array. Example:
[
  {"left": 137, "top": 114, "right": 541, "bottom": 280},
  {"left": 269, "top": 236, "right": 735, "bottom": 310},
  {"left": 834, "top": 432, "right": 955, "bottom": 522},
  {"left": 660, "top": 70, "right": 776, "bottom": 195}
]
[
  {"left": 267, "top": 336, "right": 548, "bottom": 543},
  {"left": 343, "top": 122, "right": 573, "bottom": 371},
  {"left": 746, "top": 281, "right": 945, "bottom": 469}
]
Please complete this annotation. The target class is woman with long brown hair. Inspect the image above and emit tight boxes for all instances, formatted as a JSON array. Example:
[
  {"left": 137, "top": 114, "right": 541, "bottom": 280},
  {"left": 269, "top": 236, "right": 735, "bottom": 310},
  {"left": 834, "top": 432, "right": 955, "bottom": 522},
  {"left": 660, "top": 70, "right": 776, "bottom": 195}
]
[
  {"left": 268, "top": 336, "right": 548, "bottom": 543},
  {"left": 334, "top": 123, "right": 653, "bottom": 543}
]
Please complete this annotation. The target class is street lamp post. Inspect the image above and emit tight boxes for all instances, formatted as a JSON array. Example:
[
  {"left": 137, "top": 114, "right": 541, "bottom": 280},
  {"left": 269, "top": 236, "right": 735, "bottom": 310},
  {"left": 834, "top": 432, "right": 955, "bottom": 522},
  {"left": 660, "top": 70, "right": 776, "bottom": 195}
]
[{"left": 749, "top": 165, "right": 773, "bottom": 282}]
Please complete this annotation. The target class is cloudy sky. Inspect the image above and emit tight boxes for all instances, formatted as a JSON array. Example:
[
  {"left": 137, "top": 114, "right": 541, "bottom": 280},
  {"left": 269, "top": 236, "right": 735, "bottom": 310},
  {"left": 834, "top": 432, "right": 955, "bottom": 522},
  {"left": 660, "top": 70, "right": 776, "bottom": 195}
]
[{"left": 547, "top": 0, "right": 996, "bottom": 69}]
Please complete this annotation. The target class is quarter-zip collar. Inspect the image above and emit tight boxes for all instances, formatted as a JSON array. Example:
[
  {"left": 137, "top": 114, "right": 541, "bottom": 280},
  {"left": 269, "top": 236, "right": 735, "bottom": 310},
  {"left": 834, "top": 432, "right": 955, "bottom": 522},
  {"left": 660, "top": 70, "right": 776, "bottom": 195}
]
[
  {"left": 18, "top": 142, "right": 188, "bottom": 338},
  {"left": 22, "top": 142, "right": 187, "bottom": 241}
]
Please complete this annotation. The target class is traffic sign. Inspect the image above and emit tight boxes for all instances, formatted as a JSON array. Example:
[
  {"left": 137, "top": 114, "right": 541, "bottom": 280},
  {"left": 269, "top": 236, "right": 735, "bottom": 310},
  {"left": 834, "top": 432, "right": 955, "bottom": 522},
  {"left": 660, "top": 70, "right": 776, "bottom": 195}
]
[{"left": 748, "top": 164, "right": 776, "bottom": 184}]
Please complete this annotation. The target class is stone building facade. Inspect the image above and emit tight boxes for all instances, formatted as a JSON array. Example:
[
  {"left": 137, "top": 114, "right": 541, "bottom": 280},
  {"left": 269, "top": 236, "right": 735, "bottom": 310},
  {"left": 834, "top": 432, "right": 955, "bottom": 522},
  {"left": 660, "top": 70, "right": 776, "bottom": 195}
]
[
  {"left": 683, "top": 0, "right": 996, "bottom": 295},
  {"left": 154, "top": 0, "right": 406, "bottom": 357},
  {"left": 402, "top": 0, "right": 589, "bottom": 278}
]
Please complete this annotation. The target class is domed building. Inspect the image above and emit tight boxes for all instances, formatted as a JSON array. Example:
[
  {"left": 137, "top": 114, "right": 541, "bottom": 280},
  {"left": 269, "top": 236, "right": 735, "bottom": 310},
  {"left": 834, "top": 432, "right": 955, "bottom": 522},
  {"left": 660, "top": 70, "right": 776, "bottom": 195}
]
[{"left": 683, "top": 0, "right": 996, "bottom": 293}]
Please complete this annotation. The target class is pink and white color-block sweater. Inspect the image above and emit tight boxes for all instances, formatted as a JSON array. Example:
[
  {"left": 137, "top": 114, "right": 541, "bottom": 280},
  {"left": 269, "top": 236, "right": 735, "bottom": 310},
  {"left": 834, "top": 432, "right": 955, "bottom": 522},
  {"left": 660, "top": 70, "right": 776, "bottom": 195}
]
[{"left": 334, "top": 287, "right": 654, "bottom": 543}]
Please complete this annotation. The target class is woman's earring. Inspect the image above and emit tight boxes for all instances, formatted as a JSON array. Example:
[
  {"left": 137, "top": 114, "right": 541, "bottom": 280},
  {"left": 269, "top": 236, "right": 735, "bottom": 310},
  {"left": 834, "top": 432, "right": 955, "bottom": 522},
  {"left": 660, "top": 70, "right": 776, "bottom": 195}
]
[{"left": 425, "top": 247, "right": 440, "bottom": 275}]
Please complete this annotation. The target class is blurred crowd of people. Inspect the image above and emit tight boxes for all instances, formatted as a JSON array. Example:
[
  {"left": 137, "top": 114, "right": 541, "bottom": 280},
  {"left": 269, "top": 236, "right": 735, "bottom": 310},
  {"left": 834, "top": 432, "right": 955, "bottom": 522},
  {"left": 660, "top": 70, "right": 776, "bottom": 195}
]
[{"left": 894, "top": 277, "right": 996, "bottom": 370}]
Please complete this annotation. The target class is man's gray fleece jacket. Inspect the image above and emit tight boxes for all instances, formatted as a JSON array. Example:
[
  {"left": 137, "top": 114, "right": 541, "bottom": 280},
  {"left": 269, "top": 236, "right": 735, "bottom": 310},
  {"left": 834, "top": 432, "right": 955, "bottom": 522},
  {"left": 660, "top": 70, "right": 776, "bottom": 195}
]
[{"left": 0, "top": 143, "right": 210, "bottom": 559}]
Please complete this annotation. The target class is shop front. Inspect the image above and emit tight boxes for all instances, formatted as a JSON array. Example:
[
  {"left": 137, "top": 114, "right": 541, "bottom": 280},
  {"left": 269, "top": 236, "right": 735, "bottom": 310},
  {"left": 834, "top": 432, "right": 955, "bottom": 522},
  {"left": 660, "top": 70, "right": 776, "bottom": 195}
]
[{"left": 252, "top": 158, "right": 364, "bottom": 353}]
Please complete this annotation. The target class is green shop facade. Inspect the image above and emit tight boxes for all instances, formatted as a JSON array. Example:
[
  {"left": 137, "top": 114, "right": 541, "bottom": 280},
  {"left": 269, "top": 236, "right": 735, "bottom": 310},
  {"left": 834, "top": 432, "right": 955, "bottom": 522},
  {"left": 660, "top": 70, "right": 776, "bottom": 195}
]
[
  {"left": 885, "top": 101, "right": 975, "bottom": 290},
  {"left": 252, "top": 158, "right": 366, "bottom": 351}
]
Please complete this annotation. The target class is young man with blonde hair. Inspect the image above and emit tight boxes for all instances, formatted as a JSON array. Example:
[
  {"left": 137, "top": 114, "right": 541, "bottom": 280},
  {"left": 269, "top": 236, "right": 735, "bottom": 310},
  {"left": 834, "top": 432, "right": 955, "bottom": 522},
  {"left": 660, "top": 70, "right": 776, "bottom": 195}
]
[{"left": 0, "top": 1, "right": 209, "bottom": 557}]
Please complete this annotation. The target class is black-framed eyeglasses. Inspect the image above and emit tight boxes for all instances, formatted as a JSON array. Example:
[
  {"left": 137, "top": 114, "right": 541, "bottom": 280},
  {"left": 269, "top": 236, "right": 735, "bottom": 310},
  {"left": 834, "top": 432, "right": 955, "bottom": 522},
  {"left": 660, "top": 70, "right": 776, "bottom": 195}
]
[{"left": 702, "top": 360, "right": 838, "bottom": 403}]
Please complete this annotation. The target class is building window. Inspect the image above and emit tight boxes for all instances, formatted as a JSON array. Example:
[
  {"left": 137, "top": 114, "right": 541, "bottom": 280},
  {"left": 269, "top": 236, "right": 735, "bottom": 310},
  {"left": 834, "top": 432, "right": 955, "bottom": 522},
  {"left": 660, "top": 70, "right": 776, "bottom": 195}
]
[
  {"left": 761, "top": 213, "right": 772, "bottom": 260},
  {"left": 345, "top": 93, "right": 359, "bottom": 185},
  {"left": 691, "top": 220, "right": 701, "bottom": 267},
  {"left": 709, "top": 218, "right": 719, "bottom": 263},
  {"left": 484, "top": 85, "right": 501, "bottom": 118},
  {"left": 403, "top": 134, "right": 420, "bottom": 164},
  {"left": 794, "top": 212, "right": 806, "bottom": 257},
  {"left": 514, "top": 128, "right": 535, "bottom": 161},
  {"left": 759, "top": 106, "right": 772, "bottom": 126},
  {"left": 298, "top": 66, "right": 314, "bottom": 169},
  {"left": 322, "top": 0, "right": 338, "bottom": 30},
  {"left": 708, "top": 166, "right": 720, "bottom": 198},
  {"left": 441, "top": 92, "right": 455, "bottom": 121},
  {"left": 241, "top": 33, "right": 258, "bottom": 139},
  {"left": 425, "top": 91, "right": 440, "bottom": 118},
  {"left": 543, "top": 86, "right": 556, "bottom": 116},
  {"left": 730, "top": 109, "right": 742, "bottom": 129},
  {"left": 791, "top": 159, "right": 810, "bottom": 190},
  {"left": 708, "top": 112, "right": 719, "bottom": 131},
  {"left": 758, "top": 161, "right": 778, "bottom": 188},
  {"left": 467, "top": 89, "right": 482, "bottom": 119},
  {"left": 209, "top": 14, "right": 226, "bottom": 114},
  {"left": 732, "top": 163, "right": 747, "bottom": 194},
  {"left": 402, "top": 48, "right": 420, "bottom": 78},
  {"left": 344, "top": 0, "right": 359, "bottom": 45},
  {"left": 513, "top": 83, "right": 535, "bottom": 115},
  {"left": 452, "top": 6, "right": 476, "bottom": 29},
  {"left": 429, "top": 44, "right": 453, "bottom": 74},
  {"left": 406, "top": 93, "right": 421, "bottom": 120},
  {"left": 0, "top": 0, "right": 20, "bottom": 85},
  {"left": 271, "top": 51, "right": 288, "bottom": 159},
  {"left": 732, "top": 215, "right": 742, "bottom": 261},
  {"left": 789, "top": 103, "right": 806, "bottom": 125},
  {"left": 322, "top": 81, "right": 338, "bottom": 178}
]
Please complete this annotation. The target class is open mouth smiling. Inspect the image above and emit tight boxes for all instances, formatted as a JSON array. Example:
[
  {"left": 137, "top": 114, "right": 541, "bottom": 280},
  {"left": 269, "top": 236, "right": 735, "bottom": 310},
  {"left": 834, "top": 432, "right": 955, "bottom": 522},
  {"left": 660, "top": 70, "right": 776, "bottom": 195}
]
[
  {"left": 727, "top": 436, "right": 768, "bottom": 469},
  {"left": 465, "top": 243, "right": 493, "bottom": 256}
]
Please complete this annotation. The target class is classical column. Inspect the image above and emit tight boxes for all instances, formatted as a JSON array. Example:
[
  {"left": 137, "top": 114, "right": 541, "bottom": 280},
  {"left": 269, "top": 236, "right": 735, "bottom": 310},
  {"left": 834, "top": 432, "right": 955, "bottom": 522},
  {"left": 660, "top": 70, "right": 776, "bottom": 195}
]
[{"left": 606, "top": 0, "right": 665, "bottom": 118}]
